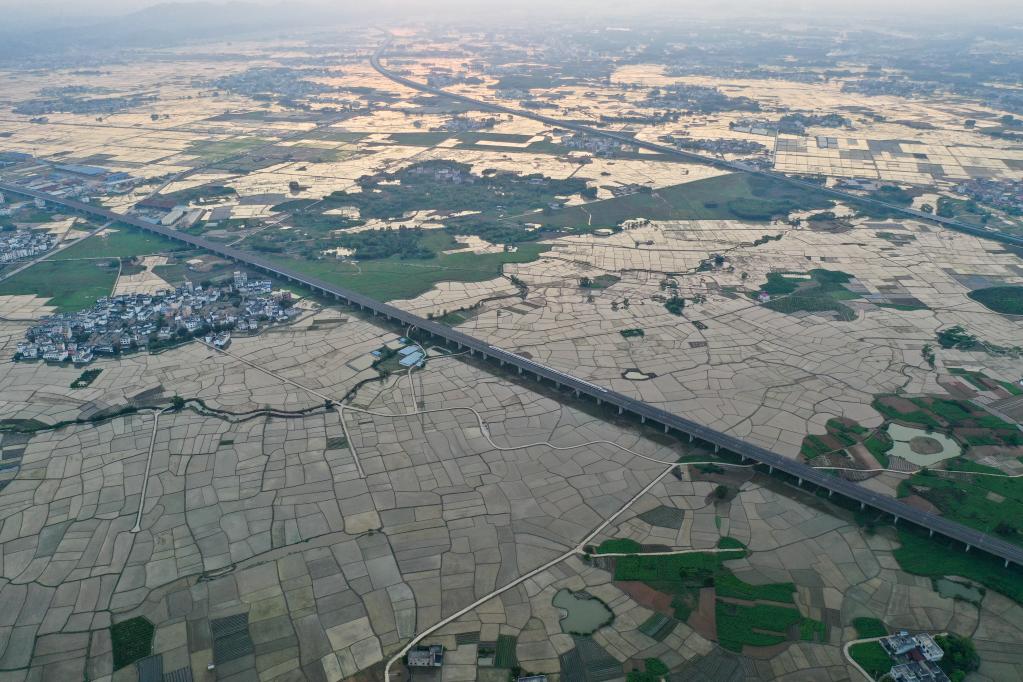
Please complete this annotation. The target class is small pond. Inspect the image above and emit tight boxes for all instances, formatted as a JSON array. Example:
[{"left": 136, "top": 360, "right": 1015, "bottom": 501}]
[
  {"left": 553, "top": 589, "right": 613, "bottom": 635},
  {"left": 886, "top": 423, "right": 961, "bottom": 467},
  {"left": 934, "top": 578, "right": 983, "bottom": 604}
]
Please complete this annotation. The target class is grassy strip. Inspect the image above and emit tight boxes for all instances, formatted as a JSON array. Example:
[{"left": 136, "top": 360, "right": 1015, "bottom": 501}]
[
  {"left": 853, "top": 617, "right": 888, "bottom": 639},
  {"left": 716, "top": 602, "right": 800, "bottom": 652},
  {"left": 849, "top": 641, "right": 891, "bottom": 679},
  {"left": 596, "top": 538, "right": 643, "bottom": 554},
  {"left": 714, "top": 571, "right": 796, "bottom": 604},
  {"left": 613, "top": 545, "right": 746, "bottom": 582}
]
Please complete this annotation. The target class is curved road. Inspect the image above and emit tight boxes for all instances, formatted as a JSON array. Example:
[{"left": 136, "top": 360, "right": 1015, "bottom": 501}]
[
  {"left": 369, "top": 51, "right": 1023, "bottom": 249},
  {"left": 2, "top": 188, "right": 1021, "bottom": 572}
]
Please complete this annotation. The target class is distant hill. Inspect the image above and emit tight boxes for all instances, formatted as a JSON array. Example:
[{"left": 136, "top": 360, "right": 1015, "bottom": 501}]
[{"left": 0, "top": 2, "right": 356, "bottom": 64}]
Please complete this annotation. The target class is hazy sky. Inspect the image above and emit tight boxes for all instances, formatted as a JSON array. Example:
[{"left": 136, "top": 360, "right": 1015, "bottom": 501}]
[{"left": 1, "top": 0, "right": 1022, "bottom": 25}]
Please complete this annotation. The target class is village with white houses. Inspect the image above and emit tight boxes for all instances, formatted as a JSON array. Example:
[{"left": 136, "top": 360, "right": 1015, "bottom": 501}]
[
  {"left": 15, "top": 271, "right": 300, "bottom": 365},
  {"left": 0, "top": 226, "right": 56, "bottom": 264}
]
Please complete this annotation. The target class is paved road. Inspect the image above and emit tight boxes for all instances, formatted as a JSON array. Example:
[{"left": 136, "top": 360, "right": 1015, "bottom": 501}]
[
  {"left": 369, "top": 53, "right": 1023, "bottom": 249},
  {"left": 2, "top": 182, "right": 1022, "bottom": 569}
]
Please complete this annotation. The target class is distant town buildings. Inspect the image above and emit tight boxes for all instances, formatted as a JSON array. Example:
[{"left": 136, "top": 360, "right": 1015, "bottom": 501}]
[
  {"left": 954, "top": 178, "right": 1023, "bottom": 216},
  {"left": 0, "top": 156, "right": 139, "bottom": 201},
  {"left": 434, "top": 114, "right": 498, "bottom": 132},
  {"left": 561, "top": 132, "right": 626, "bottom": 156},
  {"left": 16, "top": 275, "right": 298, "bottom": 366},
  {"left": 660, "top": 133, "right": 767, "bottom": 157},
  {"left": 0, "top": 229, "right": 57, "bottom": 263}
]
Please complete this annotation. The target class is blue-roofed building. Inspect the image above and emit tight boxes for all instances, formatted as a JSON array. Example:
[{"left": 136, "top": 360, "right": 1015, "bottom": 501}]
[
  {"left": 54, "top": 164, "right": 106, "bottom": 177},
  {"left": 398, "top": 345, "right": 421, "bottom": 356},
  {"left": 399, "top": 351, "right": 424, "bottom": 367}
]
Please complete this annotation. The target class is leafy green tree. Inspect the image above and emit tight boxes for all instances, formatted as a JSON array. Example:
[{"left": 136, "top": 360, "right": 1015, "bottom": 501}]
[{"left": 936, "top": 633, "right": 980, "bottom": 682}]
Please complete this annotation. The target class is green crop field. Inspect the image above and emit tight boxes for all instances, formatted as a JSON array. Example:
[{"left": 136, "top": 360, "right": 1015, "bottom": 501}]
[
  {"left": 715, "top": 602, "right": 801, "bottom": 651},
  {"left": 714, "top": 571, "right": 796, "bottom": 604},
  {"left": 493, "top": 634, "right": 518, "bottom": 668},
  {"left": 967, "top": 285, "right": 1023, "bottom": 315},
  {"left": 0, "top": 259, "right": 117, "bottom": 311},
  {"left": 900, "top": 459, "right": 1023, "bottom": 546},
  {"left": 871, "top": 395, "right": 1019, "bottom": 442},
  {"left": 110, "top": 616, "right": 154, "bottom": 670},
  {"left": 853, "top": 617, "right": 888, "bottom": 639},
  {"left": 53, "top": 226, "right": 183, "bottom": 260},
  {"left": 261, "top": 239, "right": 546, "bottom": 301},
  {"left": 893, "top": 528, "right": 1023, "bottom": 604},
  {"left": 596, "top": 538, "right": 643, "bottom": 554},
  {"left": 612, "top": 544, "right": 747, "bottom": 582},
  {"left": 760, "top": 269, "right": 858, "bottom": 321},
  {"left": 186, "top": 136, "right": 268, "bottom": 162},
  {"left": 799, "top": 618, "right": 827, "bottom": 642},
  {"left": 539, "top": 173, "right": 834, "bottom": 229}
]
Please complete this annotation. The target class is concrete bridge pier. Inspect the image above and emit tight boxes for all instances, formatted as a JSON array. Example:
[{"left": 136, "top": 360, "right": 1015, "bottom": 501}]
[{"left": 618, "top": 406, "right": 623, "bottom": 415}]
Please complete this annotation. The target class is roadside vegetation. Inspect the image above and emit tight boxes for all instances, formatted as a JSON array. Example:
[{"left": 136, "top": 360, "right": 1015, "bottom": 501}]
[
  {"left": 899, "top": 459, "right": 1023, "bottom": 546},
  {"left": 893, "top": 527, "right": 1023, "bottom": 604}
]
